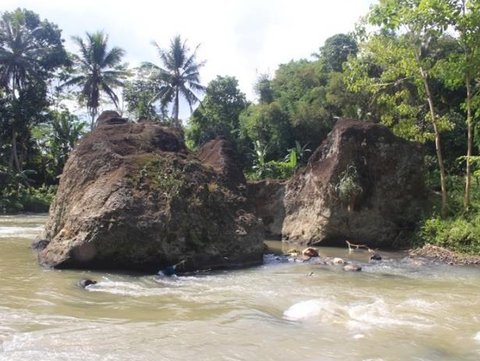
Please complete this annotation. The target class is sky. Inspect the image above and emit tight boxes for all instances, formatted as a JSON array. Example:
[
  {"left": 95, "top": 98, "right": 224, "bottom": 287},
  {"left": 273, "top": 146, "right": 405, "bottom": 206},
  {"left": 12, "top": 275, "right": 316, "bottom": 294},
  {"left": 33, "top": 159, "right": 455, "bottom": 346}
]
[{"left": 3, "top": 0, "right": 376, "bottom": 118}]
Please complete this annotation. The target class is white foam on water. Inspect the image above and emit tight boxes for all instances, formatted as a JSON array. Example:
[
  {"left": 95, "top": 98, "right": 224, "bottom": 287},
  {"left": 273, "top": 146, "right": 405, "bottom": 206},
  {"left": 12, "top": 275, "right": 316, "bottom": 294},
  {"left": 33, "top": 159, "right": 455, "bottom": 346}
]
[
  {"left": 283, "top": 300, "right": 323, "bottom": 321},
  {"left": 353, "top": 334, "right": 365, "bottom": 339},
  {"left": 85, "top": 277, "right": 198, "bottom": 298},
  {"left": 86, "top": 280, "right": 161, "bottom": 297},
  {"left": 347, "top": 298, "right": 432, "bottom": 331},
  {"left": 401, "top": 298, "right": 438, "bottom": 309},
  {"left": 474, "top": 332, "right": 480, "bottom": 341},
  {"left": 0, "top": 225, "right": 43, "bottom": 238},
  {"left": 283, "top": 299, "right": 346, "bottom": 322}
]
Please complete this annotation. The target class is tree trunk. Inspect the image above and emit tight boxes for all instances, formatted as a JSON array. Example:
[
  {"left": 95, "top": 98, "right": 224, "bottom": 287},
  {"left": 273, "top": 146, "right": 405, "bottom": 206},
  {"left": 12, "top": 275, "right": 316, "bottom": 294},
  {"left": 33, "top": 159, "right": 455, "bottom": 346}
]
[
  {"left": 420, "top": 67, "right": 448, "bottom": 217},
  {"left": 464, "top": 73, "right": 473, "bottom": 210},
  {"left": 90, "top": 109, "right": 97, "bottom": 130},
  {"left": 11, "top": 128, "right": 22, "bottom": 173},
  {"left": 173, "top": 87, "right": 180, "bottom": 127}
]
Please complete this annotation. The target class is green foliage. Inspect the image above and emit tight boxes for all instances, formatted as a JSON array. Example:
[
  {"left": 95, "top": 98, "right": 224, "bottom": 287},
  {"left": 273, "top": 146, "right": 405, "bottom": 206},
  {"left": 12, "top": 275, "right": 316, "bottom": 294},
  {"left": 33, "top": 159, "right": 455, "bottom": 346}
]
[
  {"left": 63, "top": 31, "right": 127, "bottom": 128},
  {"left": 142, "top": 35, "right": 205, "bottom": 124},
  {"left": 0, "top": 163, "right": 56, "bottom": 213},
  {"left": 270, "top": 58, "right": 352, "bottom": 150},
  {"left": 31, "top": 109, "right": 86, "bottom": 180},
  {"left": 254, "top": 74, "right": 274, "bottom": 104},
  {"left": 286, "top": 141, "right": 311, "bottom": 165},
  {"left": 418, "top": 174, "right": 480, "bottom": 254},
  {"left": 123, "top": 67, "right": 167, "bottom": 121},
  {"left": 421, "top": 215, "right": 480, "bottom": 254},
  {"left": 246, "top": 140, "right": 297, "bottom": 180},
  {"left": 0, "top": 8, "right": 69, "bottom": 173},
  {"left": 239, "top": 102, "right": 293, "bottom": 160},
  {"left": 187, "top": 75, "right": 248, "bottom": 147},
  {"left": 313, "top": 33, "right": 358, "bottom": 72},
  {"left": 334, "top": 164, "right": 363, "bottom": 211}
]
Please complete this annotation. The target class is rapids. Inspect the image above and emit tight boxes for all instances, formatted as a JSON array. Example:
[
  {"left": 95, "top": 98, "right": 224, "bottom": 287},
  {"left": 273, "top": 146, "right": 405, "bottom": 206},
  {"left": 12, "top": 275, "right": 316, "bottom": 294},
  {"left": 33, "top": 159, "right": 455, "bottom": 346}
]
[{"left": 1, "top": 215, "right": 480, "bottom": 360}]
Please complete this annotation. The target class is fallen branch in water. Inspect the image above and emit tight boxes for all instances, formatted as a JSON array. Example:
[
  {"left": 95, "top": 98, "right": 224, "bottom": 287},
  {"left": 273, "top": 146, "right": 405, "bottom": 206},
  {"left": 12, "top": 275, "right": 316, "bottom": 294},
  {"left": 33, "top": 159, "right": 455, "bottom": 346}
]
[{"left": 346, "top": 240, "right": 374, "bottom": 253}]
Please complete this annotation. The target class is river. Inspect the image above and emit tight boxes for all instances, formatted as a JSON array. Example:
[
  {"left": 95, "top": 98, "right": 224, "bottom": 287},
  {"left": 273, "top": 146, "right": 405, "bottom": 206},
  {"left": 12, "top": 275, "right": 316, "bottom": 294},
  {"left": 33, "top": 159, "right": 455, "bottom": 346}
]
[{"left": 1, "top": 215, "right": 480, "bottom": 360}]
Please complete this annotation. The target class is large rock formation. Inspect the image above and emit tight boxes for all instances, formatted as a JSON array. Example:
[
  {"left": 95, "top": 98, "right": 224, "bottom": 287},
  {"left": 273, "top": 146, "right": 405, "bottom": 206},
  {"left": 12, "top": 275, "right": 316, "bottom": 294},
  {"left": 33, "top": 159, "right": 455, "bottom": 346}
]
[
  {"left": 39, "top": 113, "right": 264, "bottom": 273},
  {"left": 281, "top": 118, "right": 426, "bottom": 247}
]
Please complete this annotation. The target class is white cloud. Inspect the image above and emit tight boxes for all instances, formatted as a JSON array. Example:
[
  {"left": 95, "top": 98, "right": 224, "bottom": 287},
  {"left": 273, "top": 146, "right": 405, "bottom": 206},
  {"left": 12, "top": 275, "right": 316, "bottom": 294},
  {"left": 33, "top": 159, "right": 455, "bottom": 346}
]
[{"left": 2, "top": 0, "right": 376, "bottom": 117}]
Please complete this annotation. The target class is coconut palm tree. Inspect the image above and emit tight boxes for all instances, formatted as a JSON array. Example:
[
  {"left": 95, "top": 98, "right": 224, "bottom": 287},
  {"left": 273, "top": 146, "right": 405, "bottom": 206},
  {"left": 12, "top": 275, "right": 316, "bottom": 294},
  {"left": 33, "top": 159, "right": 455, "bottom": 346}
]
[
  {"left": 142, "top": 35, "right": 205, "bottom": 126},
  {"left": 0, "top": 8, "right": 67, "bottom": 172},
  {"left": 64, "top": 31, "right": 127, "bottom": 129}
]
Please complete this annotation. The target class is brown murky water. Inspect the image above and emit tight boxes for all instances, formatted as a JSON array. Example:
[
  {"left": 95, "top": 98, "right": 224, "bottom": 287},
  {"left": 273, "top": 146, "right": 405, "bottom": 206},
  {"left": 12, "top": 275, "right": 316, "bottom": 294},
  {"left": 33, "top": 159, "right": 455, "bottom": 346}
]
[{"left": 1, "top": 215, "right": 480, "bottom": 361}]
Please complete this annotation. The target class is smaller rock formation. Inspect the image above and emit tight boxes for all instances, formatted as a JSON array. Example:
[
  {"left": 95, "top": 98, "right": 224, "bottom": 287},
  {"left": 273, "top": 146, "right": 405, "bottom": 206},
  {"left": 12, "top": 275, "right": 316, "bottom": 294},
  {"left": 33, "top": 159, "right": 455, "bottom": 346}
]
[
  {"left": 343, "top": 264, "right": 362, "bottom": 272},
  {"left": 95, "top": 111, "right": 129, "bottom": 126},
  {"left": 302, "top": 247, "right": 319, "bottom": 257},
  {"left": 281, "top": 118, "right": 426, "bottom": 248},
  {"left": 197, "top": 137, "right": 246, "bottom": 189},
  {"left": 79, "top": 279, "right": 97, "bottom": 288},
  {"left": 247, "top": 180, "right": 286, "bottom": 238}
]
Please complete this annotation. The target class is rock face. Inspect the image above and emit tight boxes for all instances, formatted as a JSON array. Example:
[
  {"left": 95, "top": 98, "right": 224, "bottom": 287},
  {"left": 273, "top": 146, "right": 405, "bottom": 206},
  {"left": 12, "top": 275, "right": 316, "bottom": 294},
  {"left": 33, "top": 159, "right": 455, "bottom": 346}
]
[
  {"left": 197, "top": 137, "right": 246, "bottom": 188},
  {"left": 39, "top": 114, "right": 264, "bottom": 273},
  {"left": 247, "top": 180, "right": 286, "bottom": 238},
  {"left": 95, "top": 110, "right": 129, "bottom": 126},
  {"left": 281, "top": 118, "right": 426, "bottom": 247}
]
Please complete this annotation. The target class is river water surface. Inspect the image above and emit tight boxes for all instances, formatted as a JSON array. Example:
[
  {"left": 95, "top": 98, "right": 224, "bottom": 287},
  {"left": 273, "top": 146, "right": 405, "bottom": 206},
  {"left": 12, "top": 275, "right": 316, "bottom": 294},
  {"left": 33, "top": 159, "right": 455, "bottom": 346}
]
[{"left": 1, "top": 215, "right": 480, "bottom": 361}]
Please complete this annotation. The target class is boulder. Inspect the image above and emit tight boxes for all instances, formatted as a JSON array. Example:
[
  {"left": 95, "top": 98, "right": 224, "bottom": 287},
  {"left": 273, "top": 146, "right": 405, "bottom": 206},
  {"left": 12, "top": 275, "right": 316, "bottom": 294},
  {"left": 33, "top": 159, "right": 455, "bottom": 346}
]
[
  {"left": 39, "top": 114, "right": 264, "bottom": 273},
  {"left": 281, "top": 118, "right": 426, "bottom": 247},
  {"left": 197, "top": 137, "right": 246, "bottom": 189},
  {"left": 247, "top": 180, "right": 286, "bottom": 238},
  {"left": 95, "top": 110, "right": 129, "bottom": 126}
]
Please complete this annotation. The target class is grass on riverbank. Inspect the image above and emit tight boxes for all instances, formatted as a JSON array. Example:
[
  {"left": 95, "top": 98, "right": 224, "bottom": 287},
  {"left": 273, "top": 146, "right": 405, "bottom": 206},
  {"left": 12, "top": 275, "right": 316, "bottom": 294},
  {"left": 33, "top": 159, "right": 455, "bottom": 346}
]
[{"left": 418, "top": 176, "right": 480, "bottom": 255}]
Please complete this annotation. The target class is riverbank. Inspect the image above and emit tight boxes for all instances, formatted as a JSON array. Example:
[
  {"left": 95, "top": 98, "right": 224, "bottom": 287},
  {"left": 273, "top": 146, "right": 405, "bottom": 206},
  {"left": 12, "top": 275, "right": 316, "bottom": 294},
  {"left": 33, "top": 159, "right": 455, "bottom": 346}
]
[{"left": 410, "top": 244, "right": 480, "bottom": 266}]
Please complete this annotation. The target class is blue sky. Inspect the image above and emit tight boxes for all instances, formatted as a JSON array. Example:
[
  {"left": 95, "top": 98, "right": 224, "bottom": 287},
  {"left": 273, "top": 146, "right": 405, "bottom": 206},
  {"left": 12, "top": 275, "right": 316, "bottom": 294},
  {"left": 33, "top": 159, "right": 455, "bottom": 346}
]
[{"left": 3, "top": 0, "right": 376, "bottom": 119}]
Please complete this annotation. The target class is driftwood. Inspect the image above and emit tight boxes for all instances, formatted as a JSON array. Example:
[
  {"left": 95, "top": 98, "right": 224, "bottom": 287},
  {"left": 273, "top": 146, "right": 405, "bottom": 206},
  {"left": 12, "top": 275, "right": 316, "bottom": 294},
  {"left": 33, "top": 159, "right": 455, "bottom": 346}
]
[{"left": 346, "top": 240, "right": 374, "bottom": 253}]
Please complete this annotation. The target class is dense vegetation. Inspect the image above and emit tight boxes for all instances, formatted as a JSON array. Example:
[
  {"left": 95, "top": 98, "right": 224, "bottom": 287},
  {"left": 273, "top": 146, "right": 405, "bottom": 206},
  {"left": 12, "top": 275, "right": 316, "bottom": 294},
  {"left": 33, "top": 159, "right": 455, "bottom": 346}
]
[{"left": 1, "top": 1, "right": 480, "bottom": 254}]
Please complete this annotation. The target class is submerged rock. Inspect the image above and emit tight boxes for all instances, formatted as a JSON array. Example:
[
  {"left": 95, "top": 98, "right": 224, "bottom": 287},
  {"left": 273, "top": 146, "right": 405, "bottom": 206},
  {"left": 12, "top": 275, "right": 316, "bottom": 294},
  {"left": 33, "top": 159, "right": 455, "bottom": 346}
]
[
  {"left": 281, "top": 118, "right": 426, "bottom": 247},
  {"left": 39, "top": 113, "right": 264, "bottom": 273},
  {"left": 79, "top": 279, "right": 97, "bottom": 288},
  {"left": 302, "top": 247, "right": 319, "bottom": 257},
  {"left": 343, "top": 264, "right": 362, "bottom": 272}
]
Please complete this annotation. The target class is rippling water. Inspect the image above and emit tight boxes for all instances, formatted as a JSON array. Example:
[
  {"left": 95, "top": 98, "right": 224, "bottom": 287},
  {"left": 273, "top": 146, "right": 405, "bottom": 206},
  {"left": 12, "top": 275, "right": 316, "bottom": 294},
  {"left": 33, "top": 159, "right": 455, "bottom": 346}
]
[{"left": 1, "top": 215, "right": 480, "bottom": 360}]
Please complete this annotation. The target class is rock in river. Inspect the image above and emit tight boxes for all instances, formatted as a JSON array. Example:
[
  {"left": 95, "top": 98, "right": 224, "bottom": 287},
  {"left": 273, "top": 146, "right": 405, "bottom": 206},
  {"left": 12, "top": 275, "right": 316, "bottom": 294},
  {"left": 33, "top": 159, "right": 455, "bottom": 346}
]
[
  {"left": 39, "top": 112, "right": 264, "bottom": 273},
  {"left": 282, "top": 118, "right": 426, "bottom": 247}
]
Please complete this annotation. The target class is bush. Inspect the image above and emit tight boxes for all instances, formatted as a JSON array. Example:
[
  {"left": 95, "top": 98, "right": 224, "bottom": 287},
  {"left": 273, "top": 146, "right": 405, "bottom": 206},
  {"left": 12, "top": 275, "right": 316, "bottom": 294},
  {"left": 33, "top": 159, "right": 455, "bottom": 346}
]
[
  {"left": 420, "top": 215, "right": 480, "bottom": 255},
  {"left": 418, "top": 176, "right": 480, "bottom": 255},
  {"left": 0, "top": 185, "right": 56, "bottom": 213}
]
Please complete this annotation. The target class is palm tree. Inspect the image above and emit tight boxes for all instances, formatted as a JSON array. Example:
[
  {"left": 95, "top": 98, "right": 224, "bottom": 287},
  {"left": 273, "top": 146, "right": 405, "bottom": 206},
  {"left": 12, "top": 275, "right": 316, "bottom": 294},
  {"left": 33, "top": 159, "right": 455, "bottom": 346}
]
[
  {"left": 142, "top": 35, "right": 205, "bottom": 126},
  {"left": 0, "top": 9, "right": 67, "bottom": 172},
  {"left": 64, "top": 31, "right": 127, "bottom": 129}
]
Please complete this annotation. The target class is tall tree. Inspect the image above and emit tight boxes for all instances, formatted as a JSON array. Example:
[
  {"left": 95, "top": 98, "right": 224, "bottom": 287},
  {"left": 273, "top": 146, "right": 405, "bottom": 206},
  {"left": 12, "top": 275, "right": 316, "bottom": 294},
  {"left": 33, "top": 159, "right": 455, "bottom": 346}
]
[
  {"left": 442, "top": 0, "right": 480, "bottom": 209},
  {"left": 142, "top": 35, "right": 205, "bottom": 126},
  {"left": 64, "top": 31, "right": 127, "bottom": 129},
  {"left": 271, "top": 60, "right": 333, "bottom": 150},
  {"left": 123, "top": 67, "right": 167, "bottom": 121},
  {"left": 368, "top": 0, "right": 453, "bottom": 216},
  {"left": 313, "top": 33, "right": 358, "bottom": 72},
  {"left": 254, "top": 74, "right": 274, "bottom": 104},
  {"left": 0, "top": 8, "right": 68, "bottom": 172},
  {"left": 239, "top": 102, "right": 293, "bottom": 161},
  {"left": 187, "top": 75, "right": 248, "bottom": 147}
]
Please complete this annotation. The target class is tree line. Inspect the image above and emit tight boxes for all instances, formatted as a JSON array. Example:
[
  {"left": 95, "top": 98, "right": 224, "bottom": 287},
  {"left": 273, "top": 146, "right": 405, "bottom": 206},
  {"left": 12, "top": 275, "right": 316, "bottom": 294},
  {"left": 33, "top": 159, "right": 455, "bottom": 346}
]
[{"left": 2, "top": 2, "right": 480, "bottom": 254}]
